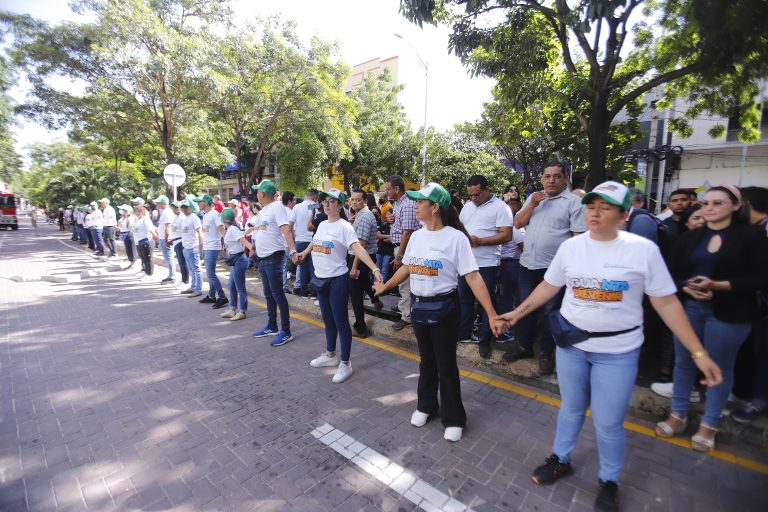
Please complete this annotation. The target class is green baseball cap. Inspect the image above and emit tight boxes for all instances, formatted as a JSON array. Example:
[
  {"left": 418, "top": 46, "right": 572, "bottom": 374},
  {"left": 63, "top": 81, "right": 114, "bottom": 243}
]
[
  {"left": 406, "top": 182, "right": 452, "bottom": 209},
  {"left": 170, "top": 200, "right": 183, "bottom": 208},
  {"left": 194, "top": 194, "right": 213, "bottom": 204},
  {"left": 131, "top": 196, "right": 145, "bottom": 205},
  {"left": 220, "top": 208, "right": 235, "bottom": 223},
  {"left": 252, "top": 179, "right": 277, "bottom": 196},
  {"left": 82, "top": 205, "right": 91, "bottom": 212},
  {"left": 179, "top": 199, "right": 193, "bottom": 208},
  {"left": 319, "top": 188, "right": 346, "bottom": 204},
  {"left": 153, "top": 195, "right": 169, "bottom": 204},
  {"left": 582, "top": 181, "right": 632, "bottom": 211}
]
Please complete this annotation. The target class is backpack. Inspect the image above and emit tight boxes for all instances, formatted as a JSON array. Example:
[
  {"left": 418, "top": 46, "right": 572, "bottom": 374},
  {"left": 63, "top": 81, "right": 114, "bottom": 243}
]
[{"left": 625, "top": 209, "right": 676, "bottom": 262}]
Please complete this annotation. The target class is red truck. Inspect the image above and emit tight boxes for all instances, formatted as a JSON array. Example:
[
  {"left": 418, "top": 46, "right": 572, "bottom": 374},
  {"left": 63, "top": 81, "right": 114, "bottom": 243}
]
[{"left": 0, "top": 192, "right": 19, "bottom": 230}]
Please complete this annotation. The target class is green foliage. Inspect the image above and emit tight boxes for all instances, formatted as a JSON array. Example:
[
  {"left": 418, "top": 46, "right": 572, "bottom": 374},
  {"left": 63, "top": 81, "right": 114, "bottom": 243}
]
[{"left": 0, "top": 54, "right": 21, "bottom": 184}]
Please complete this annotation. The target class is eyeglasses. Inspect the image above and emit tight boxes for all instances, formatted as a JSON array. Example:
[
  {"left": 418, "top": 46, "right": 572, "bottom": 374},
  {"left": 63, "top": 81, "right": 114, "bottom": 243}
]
[{"left": 321, "top": 199, "right": 337, "bottom": 206}]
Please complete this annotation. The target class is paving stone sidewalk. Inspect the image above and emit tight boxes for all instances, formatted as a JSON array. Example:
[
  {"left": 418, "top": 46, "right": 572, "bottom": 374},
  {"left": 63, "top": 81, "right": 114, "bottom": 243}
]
[{"left": 1, "top": 225, "right": 767, "bottom": 511}]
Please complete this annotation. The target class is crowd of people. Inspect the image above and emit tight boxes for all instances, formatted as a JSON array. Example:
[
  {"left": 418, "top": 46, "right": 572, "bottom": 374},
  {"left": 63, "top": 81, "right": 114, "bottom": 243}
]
[{"left": 56, "top": 167, "right": 768, "bottom": 512}]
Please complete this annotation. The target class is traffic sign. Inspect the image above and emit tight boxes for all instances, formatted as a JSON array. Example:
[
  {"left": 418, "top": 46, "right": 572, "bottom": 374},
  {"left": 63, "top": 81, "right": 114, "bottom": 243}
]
[{"left": 163, "top": 164, "right": 186, "bottom": 201}]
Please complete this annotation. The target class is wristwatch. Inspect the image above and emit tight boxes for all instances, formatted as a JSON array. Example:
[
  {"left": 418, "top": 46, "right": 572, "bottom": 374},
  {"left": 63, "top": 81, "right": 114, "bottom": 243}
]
[{"left": 289, "top": 249, "right": 298, "bottom": 256}]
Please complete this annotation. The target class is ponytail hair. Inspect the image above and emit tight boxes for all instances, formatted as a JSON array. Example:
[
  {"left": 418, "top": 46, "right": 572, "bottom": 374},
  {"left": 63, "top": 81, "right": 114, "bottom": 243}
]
[{"left": 439, "top": 204, "right": 472, "bottom": 241}]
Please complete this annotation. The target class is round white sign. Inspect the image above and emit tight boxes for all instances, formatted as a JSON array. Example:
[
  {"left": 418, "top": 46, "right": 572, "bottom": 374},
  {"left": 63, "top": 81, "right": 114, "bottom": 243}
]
[{"left": 163, "top": 164, "right": 186, "bottom": 186}]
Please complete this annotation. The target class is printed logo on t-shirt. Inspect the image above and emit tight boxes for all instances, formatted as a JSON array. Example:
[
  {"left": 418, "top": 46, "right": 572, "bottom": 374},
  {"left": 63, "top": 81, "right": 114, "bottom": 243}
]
[
  {"left": 406, "top": 257, "right": 443, "bottom": 277},
  {"left": 568, "top": 276, "right": 629, "bottom": 302},
  {"left": 312, "top": 241, "right": 334, "bottom": 254},
  {"left": 257, "top": 220, "right": 270, "bottom": 230}
]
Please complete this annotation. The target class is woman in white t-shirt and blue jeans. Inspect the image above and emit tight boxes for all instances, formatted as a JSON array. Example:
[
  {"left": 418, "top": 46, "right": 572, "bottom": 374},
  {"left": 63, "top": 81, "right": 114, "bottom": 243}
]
[
  {"left": 497, "top": 181, "right": 722, "bottom": 512},
  {"left": 373, "top": 183, "right": 505, "bottom": 443},
  {"left": 296, "top": 189, "right": 382, "bottom": 384},
  {"left": 220, "top": 208, "right": 254, "bottom": 321}
]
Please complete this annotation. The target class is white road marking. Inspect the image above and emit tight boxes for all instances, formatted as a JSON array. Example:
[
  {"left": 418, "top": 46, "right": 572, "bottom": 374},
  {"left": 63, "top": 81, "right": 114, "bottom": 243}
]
[{"left": 311, "top": 423, "right": 475, "bottom": 512}]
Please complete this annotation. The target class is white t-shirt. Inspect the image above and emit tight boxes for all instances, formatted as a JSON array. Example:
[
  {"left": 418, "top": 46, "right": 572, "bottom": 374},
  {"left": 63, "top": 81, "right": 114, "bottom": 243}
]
[
  {"left": 224, "top": 225, "right": 246, "bottom": 254},
  {"left": 180, "top": 213, "right": 202, "bottom": 249},
  {"left": 119, "top": 216, "right": 133, "bottom": 233},
  {"left": 255, "top": 201, "right": 289, "bottom": 258},
  {"left": 132, "top": 214, "right": 154, "bottom": 241},
  {"left": 290, "top": 201, "right": 316, "bottom": 243},
  {"left": 544, "top": 231, "right": 678, "bottom": 354},
  {"left": 311, "top": 219, "right": 359, "bottom": 278},
  {"left": 102, "top": 206, "right": 117, "bottom": 227},
  {"left": 201, "top": 209, "right": 223, "bottom": 250},
  {"left": 158, "top": 207, "right": 176, "bottom": 241},
  {"left": 459, "top": 195, "right": 514, "bottom": 267},
  {"left": 91, "top": 209, "right": 104, "bottom": 229},
  {"left": 500, "top": 226, "right": 526, "bottom": 260},
  {"left": 170, "top": 212, "right": 184, "bottom": 241},
  {"left": 84, "top": 213, "right": 93, "bottom": 229},
  {"left": 403, "top": 226, "right": 479, "bottom": 297}
]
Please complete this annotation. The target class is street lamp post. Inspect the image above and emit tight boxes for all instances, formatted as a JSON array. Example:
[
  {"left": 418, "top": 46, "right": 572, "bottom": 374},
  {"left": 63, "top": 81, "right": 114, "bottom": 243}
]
[{"left": 394, "top": 33, "right": 429, "bottom": 186}]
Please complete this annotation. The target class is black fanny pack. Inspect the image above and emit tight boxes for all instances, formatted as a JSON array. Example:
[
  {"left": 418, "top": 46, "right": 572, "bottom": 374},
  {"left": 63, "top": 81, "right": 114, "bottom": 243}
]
[
  {"left": 546, "top": 310, "right": 639, "bottom": 348},
  {"left": 310, "top": 275, "right": 333, "bottom": 293},
  {"left": 410, "top": 290, "right": 457, "bottom": 325},
  {"left": 225, "top": 252, "right": 243, "bottom": 266}
]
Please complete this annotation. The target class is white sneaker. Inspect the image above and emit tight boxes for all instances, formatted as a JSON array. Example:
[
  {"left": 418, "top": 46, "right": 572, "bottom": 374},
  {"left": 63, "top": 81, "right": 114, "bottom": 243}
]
[
  {"left": 313, "top": 299, "right": 320, "bottom": 306},
  {"left": 410, "top": 410, "right": 429, "bottom": 427},
  {"left": 650, "top": 382, "right": 701, "bottom": 403},
  {"left": 444, "top": 427, "right": 463, "bottom": 442},
  {"left": 310, "top": 352, "right": 339, "bottom": 368},
  {"left": 230, "top": 312, "right": 246, "bottom": 321},
  {"left": 220, "top": 310, "right": 236, "bottom": 318},
  {"left": 332, "top": 362, "right": 353, "bottom": 383}
]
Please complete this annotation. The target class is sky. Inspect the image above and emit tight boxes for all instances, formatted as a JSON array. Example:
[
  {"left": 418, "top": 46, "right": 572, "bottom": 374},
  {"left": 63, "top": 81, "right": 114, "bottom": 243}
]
[{"left": 2, "top": 0, "right": 495, "bottom": 166}]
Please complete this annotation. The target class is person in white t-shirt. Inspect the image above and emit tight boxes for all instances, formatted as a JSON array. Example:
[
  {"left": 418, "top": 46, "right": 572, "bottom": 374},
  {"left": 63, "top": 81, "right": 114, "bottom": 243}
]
[
  {"left": 167, "top": 201, "right": 189, "bottom": 286},
  {"left": 296, "top": 189, "right": 381, "bottom": 384},
  {"left": 373, "top": 183, "right": 505, "bottom": 443},
  {"left": 98, "top": 198, "right": 117, "bottom": 257},
  {"left": 458, "top": 175, "right": 513, "bottom": 358},
  {"left": 153, "top": 196, "right": 176, "bottom": 283},
  {"left": 117, "top": 205, "right": 137, "bottom": 269},
  {"left": 250, "top": 180, "right": 298, "bottom": 347},
  {"left": 179, "top": 199, "right": 204, "bottom": 296},
  {"left": 289, "top": 189, "right": 319, "bottom": 297},
  {"left": 88, "top": 201, "right": 105, "bottom": 255},
  {"left": 496, "top": 181, "right": 721, "bottom": 510},
  {"left": 195, "top": 194, "right": 228, "bottom": 308},
  {"left": 132, "top": 199, "right": 159, "bottom": 277},
  {"left": 219, "top": 208, "right": 255, "bottom": 321}
]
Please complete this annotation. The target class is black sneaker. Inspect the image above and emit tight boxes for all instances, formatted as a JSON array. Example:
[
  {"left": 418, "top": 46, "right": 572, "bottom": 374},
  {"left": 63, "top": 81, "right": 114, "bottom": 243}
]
[
  {"left": 531, "top": 454, "right": 573, "bottom": 485},
  {"left": 478, "top": 340, "right": 492, "bottom": 359},
  {"left": 594, "top": 480, "right": 619, "bottom": 512},
  {"left": 539, "top": 352, "right": 555, "bottom": 375},
  {"left": 392, "top": 319, "right": 411, "bottom": 331},
  {"left": 502, "top": 344, "right": 534, "bottom": 363},
  {"left": 199, "top": 296, "right": 216, "bottom": 304},
  {"left": 160, "top": 277, "right": 173, "bottom": 284},
  {"left": 212, "top": 298, "right": 229, "bottom": 309}
]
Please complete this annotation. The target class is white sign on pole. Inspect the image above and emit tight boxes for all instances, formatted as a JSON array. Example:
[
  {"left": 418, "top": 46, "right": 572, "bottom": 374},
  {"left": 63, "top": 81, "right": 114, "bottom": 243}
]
[{"left": 163, "top": 164, "right": 186, "bottom": 202}]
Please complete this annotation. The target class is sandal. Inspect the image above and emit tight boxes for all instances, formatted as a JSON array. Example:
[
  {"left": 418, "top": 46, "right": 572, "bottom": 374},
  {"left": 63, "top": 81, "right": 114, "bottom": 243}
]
[
  {"left": 691, "top": 424, "right": 718, "bottom": 452},
  {"left": 655, "top": 413, "right": 688, "bottom": 438}
]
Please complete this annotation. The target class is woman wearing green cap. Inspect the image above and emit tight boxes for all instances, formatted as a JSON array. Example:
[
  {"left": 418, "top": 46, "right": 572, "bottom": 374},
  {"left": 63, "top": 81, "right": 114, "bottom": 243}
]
[
  {"left": 296, "top": 188, "right": 382, "bottom": 384},
  {"left": 220, "top": 208, "right": 254, "bottom": 321},
  {"left": 372, "top": 183, "right": 505, "bottom": 443},
  {"left": 495, "top": 181, "right": 721, "bottom": 512}
]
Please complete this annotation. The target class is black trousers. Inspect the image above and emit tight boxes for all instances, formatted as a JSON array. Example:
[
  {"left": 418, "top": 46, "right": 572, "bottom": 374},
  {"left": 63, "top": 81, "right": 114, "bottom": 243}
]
[
  {"left": 174, "top": 242, "right": 189, "bottom": 284},
  {"left": 412, "top": 299, "right": 466, "bottom": 428},
  {"left": 137, "top": 238, "right": 153, "bottom": 276},
  {"left": 347, "top": 255, "right": 375, "bottom": 332},
  {"left": 86, "top": 229, "right": 94, "bottom": 250},
  {"left": 103, "top": 226, "right": 116, "bottom": 256}
]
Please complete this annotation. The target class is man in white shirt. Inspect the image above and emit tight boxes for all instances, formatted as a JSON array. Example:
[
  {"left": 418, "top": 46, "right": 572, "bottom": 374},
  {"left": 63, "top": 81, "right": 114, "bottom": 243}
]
[
  {"left": 153, "top": 196, "right": 176, "bottom": 283},
  {"left": 99, "top": 198, "right": 118, "bottom": 258},
  {"left": 75, "top": 206, "right": 87, "bottom": 245},
  {"left": 348, "top": 189, "right": 383, "bottom": 337},
  {"left": 179, "top": 199, "right": 204, "bottom": 296},
  {"left": 89, "top": 201, "right": 105, "bottom": 256},
  {"left": 458, "top": 175, "right": 514, "bottom": 358},
  {"left": 195, "top": 194, "right": 228, "bottom": 308},
  {"left": 290, "top": 189, "right": 319, "bottom": 297},
  {"left": 251, "top": 179, "right": 298, "bottom": 347}
]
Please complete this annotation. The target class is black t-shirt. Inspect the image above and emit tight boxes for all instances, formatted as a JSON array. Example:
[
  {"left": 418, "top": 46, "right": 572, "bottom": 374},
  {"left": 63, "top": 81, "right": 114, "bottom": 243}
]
[{"left": 377, "top": 220, "right": 394, "bottom": 256}]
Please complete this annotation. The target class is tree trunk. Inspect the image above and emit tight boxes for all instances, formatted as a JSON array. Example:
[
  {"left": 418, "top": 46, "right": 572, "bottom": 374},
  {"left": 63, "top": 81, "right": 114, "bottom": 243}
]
[{"left": 585, "top": 103, "right": 610, "bottom": 191}]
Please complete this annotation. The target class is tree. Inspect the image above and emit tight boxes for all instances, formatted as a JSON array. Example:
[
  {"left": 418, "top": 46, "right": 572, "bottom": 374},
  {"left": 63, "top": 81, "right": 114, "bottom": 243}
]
[
  {"left": 9, "top": 0, "right": 231, "bottom": 170},
  {"left": 0, "top": 53, "right": 21, "bottom": 184},
  {"left": 339, "top": 69, "right": 416, "bottom": 191},
  {"left": 400, "top": 0, "right": 768, "bottom": 189}
]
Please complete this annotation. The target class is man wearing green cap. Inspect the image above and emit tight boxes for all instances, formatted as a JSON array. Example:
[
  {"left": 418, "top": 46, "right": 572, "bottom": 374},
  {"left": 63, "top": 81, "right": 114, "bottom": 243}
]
[
  {"left": 88, "top": 201, "right": 105, "bottom": 256},
  {"left": 99, "top": 198, "right": 117, "bottom": 258},
  {"left": 179, "top": 199, "right": 204, "bottom": 296},
  {"left": 250, "top": 179, "right": 298, "bottom": 346},
  {"left": 198, "top": 194, "right": 229, "bottom": 308},
  {"left": 153, "top": 196, "right": 176, "bottom": 283}
]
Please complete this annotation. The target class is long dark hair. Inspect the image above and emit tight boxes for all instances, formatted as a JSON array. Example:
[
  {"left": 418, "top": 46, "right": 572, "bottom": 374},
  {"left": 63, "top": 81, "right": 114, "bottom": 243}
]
[{"left": 439, "top": 203, "right": 472, "bottom": 241}]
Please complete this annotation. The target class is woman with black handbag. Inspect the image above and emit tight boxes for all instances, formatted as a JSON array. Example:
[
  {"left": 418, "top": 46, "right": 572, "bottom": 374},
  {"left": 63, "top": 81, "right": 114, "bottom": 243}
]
[
  {"left": 496, "top": 181, "right": 721, "bottom": 512},
  {"left": 295, "top": 189, "right": 382, "bottom": 384},
  {"left": 220, "top": 208, "right": 254, "bottom": 321},
  {"left": 372, "top": 183, "right": 504, "bottom": 443}
]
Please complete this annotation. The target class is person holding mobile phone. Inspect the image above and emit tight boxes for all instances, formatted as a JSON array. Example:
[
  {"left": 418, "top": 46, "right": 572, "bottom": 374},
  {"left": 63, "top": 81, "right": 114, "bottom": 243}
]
[{"left": 658, "top": 184, "right": 768, "bottom": 452}]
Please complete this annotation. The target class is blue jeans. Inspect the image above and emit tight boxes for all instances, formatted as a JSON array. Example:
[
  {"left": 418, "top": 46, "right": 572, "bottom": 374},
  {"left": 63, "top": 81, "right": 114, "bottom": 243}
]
[
  {"left": 71, "top": 223, "right": 78, "bottom": 240},
  {"left": 376, "top": 254, "right": 393, "bottom": 283},
  {"left": 120, "top": 232, "right": 136, "bottom": 262},
  {"left": 159, "top": 240, "right": 175, "bottom": 279},
  {"left": 183, "top": 247, "right": 202, "bottom": 292},
  {"left": 317, "top": 275, "right": 352, "bottom": 363},
  {"left": 553, "top": 346, "right": 640, "bottom": 483},
  {"left": 90, "top": 227, "right": 104, "bottom": 253},
  {"left": 458, "top": 266, "right": 498, "bottom": 342},
  {"left": 672, "top": 300, "right": 752, "bottom": 426},
  {"left": 294, "top": 241, "right": 314, "bottom": 295},
  {"left": 228, "top": 253, "right": 249, "bottom": 312},
  {"left": 751, "top": 316, "right": 768, "bottom": 408},
  {"left": 203, "top": 249, "right": 226, "bottom": 299},
  {"left": 517, "top": 266, "right": 563, "bottom": 354},
  {"left": 259, "top": 251, "right": 290, "bottom": 333},
  {"left": 77, "top": 225, "right": 87, "bottom": 244},
  {"left": 174, "top": 243, "right": 188, "bottom": 283}
]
